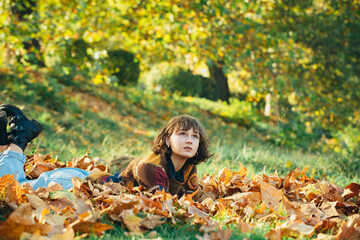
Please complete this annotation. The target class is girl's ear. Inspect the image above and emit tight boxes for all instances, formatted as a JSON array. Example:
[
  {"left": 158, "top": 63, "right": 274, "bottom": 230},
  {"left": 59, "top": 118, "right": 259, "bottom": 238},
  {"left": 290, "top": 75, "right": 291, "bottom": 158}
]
[{"left": 165, "top": 137, "right": 170, "bottom": 148}]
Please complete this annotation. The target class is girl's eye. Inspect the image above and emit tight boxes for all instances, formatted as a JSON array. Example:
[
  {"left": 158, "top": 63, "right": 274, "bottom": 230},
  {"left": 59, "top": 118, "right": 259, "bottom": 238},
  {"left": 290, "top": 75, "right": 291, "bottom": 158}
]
[
  {"left": 192, "top": 135, "right": 199, "bottom": 139},
  {"left": 179, "top": 132, "right": 186, "bottom": 135}
]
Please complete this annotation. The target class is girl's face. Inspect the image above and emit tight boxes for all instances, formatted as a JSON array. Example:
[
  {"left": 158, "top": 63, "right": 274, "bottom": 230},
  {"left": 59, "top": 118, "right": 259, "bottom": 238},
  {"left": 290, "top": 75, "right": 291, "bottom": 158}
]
[{"left": 166, "top": 127, "right": 200, "bottom": 162}]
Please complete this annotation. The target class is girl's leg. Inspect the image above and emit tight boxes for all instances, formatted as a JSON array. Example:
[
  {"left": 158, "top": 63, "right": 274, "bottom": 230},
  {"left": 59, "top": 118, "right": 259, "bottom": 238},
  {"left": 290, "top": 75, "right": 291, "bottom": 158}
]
[
  {"left": 7, "top": 143, "right": 24, "bottom": 154},
  {"left": 0, "top": 149, "right": 28, "bottom": 183},
  {"left": 0, "top": 145, "right": 8, "bottom": 153},
  {"left": 0, "top": 148, "right": 90, "bottom": 190},
  {"left": 32, "top": 168, "right": 90, "bottom": 190}
]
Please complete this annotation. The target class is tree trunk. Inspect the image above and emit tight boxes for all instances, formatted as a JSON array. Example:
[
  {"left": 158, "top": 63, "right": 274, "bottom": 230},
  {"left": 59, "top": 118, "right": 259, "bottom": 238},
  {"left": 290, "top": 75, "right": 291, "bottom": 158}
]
[{"left": 207, "top": 59, "right": 230, "bottom": 103}]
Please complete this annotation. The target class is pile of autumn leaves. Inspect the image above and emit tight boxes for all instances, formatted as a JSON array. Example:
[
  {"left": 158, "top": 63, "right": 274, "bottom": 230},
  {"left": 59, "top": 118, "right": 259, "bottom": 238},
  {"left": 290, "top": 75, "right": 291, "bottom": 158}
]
[{"left": 1, "top": 153, "right": 360, "bottom": 240}]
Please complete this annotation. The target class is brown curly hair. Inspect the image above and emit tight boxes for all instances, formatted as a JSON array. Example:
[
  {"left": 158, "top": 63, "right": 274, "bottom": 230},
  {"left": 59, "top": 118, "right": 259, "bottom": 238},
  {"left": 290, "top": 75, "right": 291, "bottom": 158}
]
[{"left": 152, "top": 115, "right": 213, "bottom": 165}]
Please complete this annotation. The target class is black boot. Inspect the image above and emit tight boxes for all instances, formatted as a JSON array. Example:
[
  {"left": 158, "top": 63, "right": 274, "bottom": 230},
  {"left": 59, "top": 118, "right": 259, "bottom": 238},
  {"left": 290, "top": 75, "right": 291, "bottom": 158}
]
[
  {"left": 0, "top": 104, "right": 43, "bottom": 151},
  {"left": 0, "top": 110, "right": 9, "bottom": 145}
]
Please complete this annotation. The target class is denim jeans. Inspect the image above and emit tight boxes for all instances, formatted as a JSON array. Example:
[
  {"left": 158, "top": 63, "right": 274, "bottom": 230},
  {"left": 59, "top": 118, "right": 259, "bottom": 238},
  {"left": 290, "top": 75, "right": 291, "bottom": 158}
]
[{"left": 0, "top": 150, "right": 90, "bottom": 190}]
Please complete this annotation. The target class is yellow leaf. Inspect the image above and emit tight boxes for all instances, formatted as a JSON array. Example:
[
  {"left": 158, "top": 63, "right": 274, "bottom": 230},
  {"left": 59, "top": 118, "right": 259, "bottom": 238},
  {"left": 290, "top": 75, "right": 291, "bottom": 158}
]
[{"left": 123, "top": 214, "right": 144, "bottom": 233}]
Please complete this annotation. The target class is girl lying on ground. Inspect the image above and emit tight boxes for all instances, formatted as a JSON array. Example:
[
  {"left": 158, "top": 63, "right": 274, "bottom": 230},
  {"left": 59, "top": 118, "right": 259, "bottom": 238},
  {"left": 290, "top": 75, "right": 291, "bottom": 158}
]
[{"left": 0, "top": 104, "right": 213, "bottom": 201}]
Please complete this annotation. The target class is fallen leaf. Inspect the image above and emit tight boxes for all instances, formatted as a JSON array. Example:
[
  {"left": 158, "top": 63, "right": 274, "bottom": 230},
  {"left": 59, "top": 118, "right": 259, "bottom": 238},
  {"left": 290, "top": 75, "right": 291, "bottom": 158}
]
[
  {"left": 342, "top": 183, "right": 360, "bottom": 200},
  {"left": 70, "top": 220, "right": 113, "bottom": 236},
  {"left": 260, "top": 181, "right": 283, "bottom": 209},
  {"left": 122, "top": 214, "right": 145, "bottom": 233},
  {"left": 140, "top": 215, "right": 165, "bottom": 229},
  {"left": 26, "top": 194, "right": 48, "bottom": 210},
  {"left": 336, "top": 215, "right": 360, "bottom": 240}
]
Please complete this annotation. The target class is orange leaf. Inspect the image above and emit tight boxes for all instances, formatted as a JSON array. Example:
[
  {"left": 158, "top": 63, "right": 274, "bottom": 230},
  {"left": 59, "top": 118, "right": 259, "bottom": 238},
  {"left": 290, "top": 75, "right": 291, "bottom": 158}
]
[
  {"left": 71, "top": 220, "right": 113, "bottom": 236},
  {"left": 218, "top": 168, "right": 234, "bottom": 185},
  {"left": 39, "top": 208, "right": 50, "bottom": 224}
]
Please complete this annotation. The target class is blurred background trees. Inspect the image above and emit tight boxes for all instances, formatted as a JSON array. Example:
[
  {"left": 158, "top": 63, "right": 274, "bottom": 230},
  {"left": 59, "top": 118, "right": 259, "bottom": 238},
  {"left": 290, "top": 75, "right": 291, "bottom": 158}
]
[{"left": 0, "top": 0, "right": 359, "bottom": 153}]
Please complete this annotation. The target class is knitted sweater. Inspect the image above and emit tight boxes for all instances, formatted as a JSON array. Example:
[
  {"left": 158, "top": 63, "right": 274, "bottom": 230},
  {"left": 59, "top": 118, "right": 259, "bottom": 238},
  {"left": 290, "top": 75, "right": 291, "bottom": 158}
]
[{"left": 118, "top": 152, "right": 206, "bottom": 201}]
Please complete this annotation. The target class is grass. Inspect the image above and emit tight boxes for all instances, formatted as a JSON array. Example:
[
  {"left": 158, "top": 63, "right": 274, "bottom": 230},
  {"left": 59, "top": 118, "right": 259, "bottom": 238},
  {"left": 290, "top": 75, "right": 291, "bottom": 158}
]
[{"left": 1, "top": 73, "right": 359, "bottom": 239}]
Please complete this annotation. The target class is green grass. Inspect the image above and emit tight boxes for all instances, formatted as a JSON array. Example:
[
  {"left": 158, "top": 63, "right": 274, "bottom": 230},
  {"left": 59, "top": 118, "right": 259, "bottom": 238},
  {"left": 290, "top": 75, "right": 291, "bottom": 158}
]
[{"left": 1, "top": 73, "right": 359, "bottom": 239}]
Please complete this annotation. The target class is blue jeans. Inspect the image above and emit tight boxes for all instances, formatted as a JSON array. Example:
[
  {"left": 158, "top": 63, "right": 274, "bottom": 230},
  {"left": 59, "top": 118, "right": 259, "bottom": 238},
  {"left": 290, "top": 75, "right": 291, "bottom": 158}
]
[{"left": 0, "top": 150, "right": 90, "bottom": 190}]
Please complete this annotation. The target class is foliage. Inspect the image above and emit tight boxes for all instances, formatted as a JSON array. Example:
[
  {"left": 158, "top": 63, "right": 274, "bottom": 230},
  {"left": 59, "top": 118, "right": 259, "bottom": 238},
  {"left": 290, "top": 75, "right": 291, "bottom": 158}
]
[
  {"left": 145, "top": 62, "right": 220, "bottom": 100},
  {"left": 61, "top": 38, "right": 93, "bottom": 66},
  {"left": 146, "top": 63, "right": 202, "bottom": 96},
  {"left": 1, "top": 0, "right": 359, "bottom": 154},
  {"left": 100, "top": 49, "right": 140, "bottom": 85},
  {"left": 183, "top": 97, "right": 261, "bottom": 128}
]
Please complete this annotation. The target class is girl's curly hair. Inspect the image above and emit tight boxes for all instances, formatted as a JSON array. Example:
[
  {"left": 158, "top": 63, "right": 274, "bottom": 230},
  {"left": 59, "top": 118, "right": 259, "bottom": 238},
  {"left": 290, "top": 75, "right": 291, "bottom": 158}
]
[{"left": 152, "top": 115, "right": 213, "bottom": 165}]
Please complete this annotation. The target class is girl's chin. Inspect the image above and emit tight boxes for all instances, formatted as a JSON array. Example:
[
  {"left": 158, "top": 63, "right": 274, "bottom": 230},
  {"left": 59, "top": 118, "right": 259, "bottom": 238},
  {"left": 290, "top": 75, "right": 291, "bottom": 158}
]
[{"left": 181, "top": 153, "right": 195, "bottom": 159}]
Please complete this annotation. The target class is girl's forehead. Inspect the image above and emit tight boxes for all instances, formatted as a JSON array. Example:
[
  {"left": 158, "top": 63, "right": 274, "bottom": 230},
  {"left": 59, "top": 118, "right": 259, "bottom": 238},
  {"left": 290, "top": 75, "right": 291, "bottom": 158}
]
[{"left": 174, "top": 126, "right": 199, "bottom": 133}]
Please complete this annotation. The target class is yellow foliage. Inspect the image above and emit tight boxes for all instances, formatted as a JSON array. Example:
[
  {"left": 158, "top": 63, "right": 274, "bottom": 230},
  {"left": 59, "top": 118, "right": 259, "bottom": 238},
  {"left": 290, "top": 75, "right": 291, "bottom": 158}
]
[{"left": 93, "top": 74, "right": 103, "bottom": 85}]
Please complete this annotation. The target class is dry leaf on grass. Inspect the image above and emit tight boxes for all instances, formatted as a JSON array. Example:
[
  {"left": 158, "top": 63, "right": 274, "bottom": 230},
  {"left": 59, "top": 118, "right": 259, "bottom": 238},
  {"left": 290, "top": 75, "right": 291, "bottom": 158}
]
[{"left": 1, "top": 152, "right": 360, "bottom": 239}]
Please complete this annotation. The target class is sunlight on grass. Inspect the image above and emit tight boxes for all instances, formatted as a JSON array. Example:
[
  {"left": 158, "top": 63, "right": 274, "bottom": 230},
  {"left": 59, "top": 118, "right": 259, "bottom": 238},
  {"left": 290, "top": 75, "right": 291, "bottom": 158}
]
[{"left": 2, "top": 78, "right": 359, "bottom": 240}]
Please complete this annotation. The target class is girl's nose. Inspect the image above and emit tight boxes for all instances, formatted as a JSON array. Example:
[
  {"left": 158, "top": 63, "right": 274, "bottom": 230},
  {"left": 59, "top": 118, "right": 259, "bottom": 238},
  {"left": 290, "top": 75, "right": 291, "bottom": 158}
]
[{"left": 185, "top": 137, "right": 192, "bottom": 144}]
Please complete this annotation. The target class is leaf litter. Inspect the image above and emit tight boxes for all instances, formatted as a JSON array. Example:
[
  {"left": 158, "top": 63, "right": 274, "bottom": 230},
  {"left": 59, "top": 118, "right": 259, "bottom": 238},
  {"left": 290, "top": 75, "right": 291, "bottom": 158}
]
[{"left": 0, "top": 152, "right": 360, "bottom": 240}]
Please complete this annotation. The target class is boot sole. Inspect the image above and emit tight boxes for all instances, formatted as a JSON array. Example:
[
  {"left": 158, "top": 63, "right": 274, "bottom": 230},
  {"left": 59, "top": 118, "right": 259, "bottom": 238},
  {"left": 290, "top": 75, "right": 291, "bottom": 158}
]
[
  {"left": 0, "top": 110, "right": 8, "bottom": 145},
  {"left": 30, "top": 119, "right": 44, "bottom": 138},
  {"left": 0, "top": 110, "right": 7, "bottom": 124},
  {"left": 0, "top": 104, "right": 32, "bottom": 122}
]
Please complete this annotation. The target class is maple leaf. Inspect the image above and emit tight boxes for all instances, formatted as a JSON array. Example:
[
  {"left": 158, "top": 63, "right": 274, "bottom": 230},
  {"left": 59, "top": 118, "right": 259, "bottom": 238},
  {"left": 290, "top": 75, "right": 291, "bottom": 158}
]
[
  {"left": 336, "top": 214, "right": 360, "bottom": 240},
  {"left": 260, "top": 181, "right": 283, "bottom": 209},
  {"left": 0, "top": 203, "right": 53, "bottom": 240},
  {"left": 342, "top": 183, "right": 360, "bottom": 200}
]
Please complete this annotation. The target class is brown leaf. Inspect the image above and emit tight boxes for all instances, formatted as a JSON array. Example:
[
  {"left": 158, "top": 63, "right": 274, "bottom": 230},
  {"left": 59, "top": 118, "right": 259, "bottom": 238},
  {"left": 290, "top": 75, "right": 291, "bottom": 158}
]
[
  {"left": 258, "top": 212, "right": 287, "bottom": 223},
  {"left": 237, "top": 220, "right": 252, "bottom": 233},
  {"left": 316, "top": 233, "right": 337, "bottom": 240},
  {"left": 188, "top": 204, "right": 209, "bottom": 218},
  {"left": 201, "top": 197, "right": 216, "bottom": 211},
  {"left": 314, "top": 219, "right": 338, "bottom": 234},
  {"left": 336, "top": 215, "right": 360, "bottom": 240},
  {"left": 26, "top": 194, "right": 48, "bottom": 210},
  {"left": 140, "top": 214, "right": 165, "bottom": 229},
  {"left": 265, "top": 227, "right": 282, "bottom": 240},
  {"left": 224, "top": 192, "right": 261, "bottom": 207},
  {"left": 260, "top": 181, "right": 283, "bottom": 209},
  {"left": 282, "top": 221, "right": 315, "bottom": 238},
  {"left": 342, "top": 183, "right": 360, "bottom": 200},
  {"left": 320, "top": 201, "right": 339, "bottom": 219},
  {"left": 7, "top": 203, "right": 35, "bottom": 225},
  {"left": 48, "top": 226, "right": 75, "bottom": 240},
  {"left": 0, "top": 203, "right": 53, "bottom": 240},
  {"left": 201, "top": 176, "right": 220, "bottom": 197},
  {"left": 208, "top": 228, "right": 233, "bottom": 240},
  {"left": 269, "top": 221, "right": 314, "bottom": 239},
  {"left": 70, "top": 220, "right": 114, "bottom": 236},
  {"left": 281, "top": 195, "right": 299, "bottom": 215},
  {"left": 27, "top": 162, "right": 56, "bottom": 179}
]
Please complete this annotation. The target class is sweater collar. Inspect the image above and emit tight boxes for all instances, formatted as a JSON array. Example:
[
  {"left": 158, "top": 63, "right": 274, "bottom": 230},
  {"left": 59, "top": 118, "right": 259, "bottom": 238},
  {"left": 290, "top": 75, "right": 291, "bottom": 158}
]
[{"left": 165, "top": 154, "right": 185, "bottom": 182}]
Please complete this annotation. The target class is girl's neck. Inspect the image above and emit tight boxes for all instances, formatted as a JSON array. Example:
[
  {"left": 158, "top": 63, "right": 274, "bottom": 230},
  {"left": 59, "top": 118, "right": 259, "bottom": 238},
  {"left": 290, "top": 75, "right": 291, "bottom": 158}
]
[{"left": 170, "top": 153, "right": 188, "bottom": 172}]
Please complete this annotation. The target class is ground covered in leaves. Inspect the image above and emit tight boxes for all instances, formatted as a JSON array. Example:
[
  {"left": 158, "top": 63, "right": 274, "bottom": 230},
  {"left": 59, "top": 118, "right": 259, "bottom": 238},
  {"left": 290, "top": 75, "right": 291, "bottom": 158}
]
[{"left": 1, "top": 152, "right": 360, "bottom": 240}]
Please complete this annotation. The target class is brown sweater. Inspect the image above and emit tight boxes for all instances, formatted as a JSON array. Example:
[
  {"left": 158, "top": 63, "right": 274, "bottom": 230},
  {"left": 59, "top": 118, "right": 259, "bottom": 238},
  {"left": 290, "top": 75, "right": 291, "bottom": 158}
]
[{"left": 119, "top": 152, "right": 206, "bottom": 201}]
